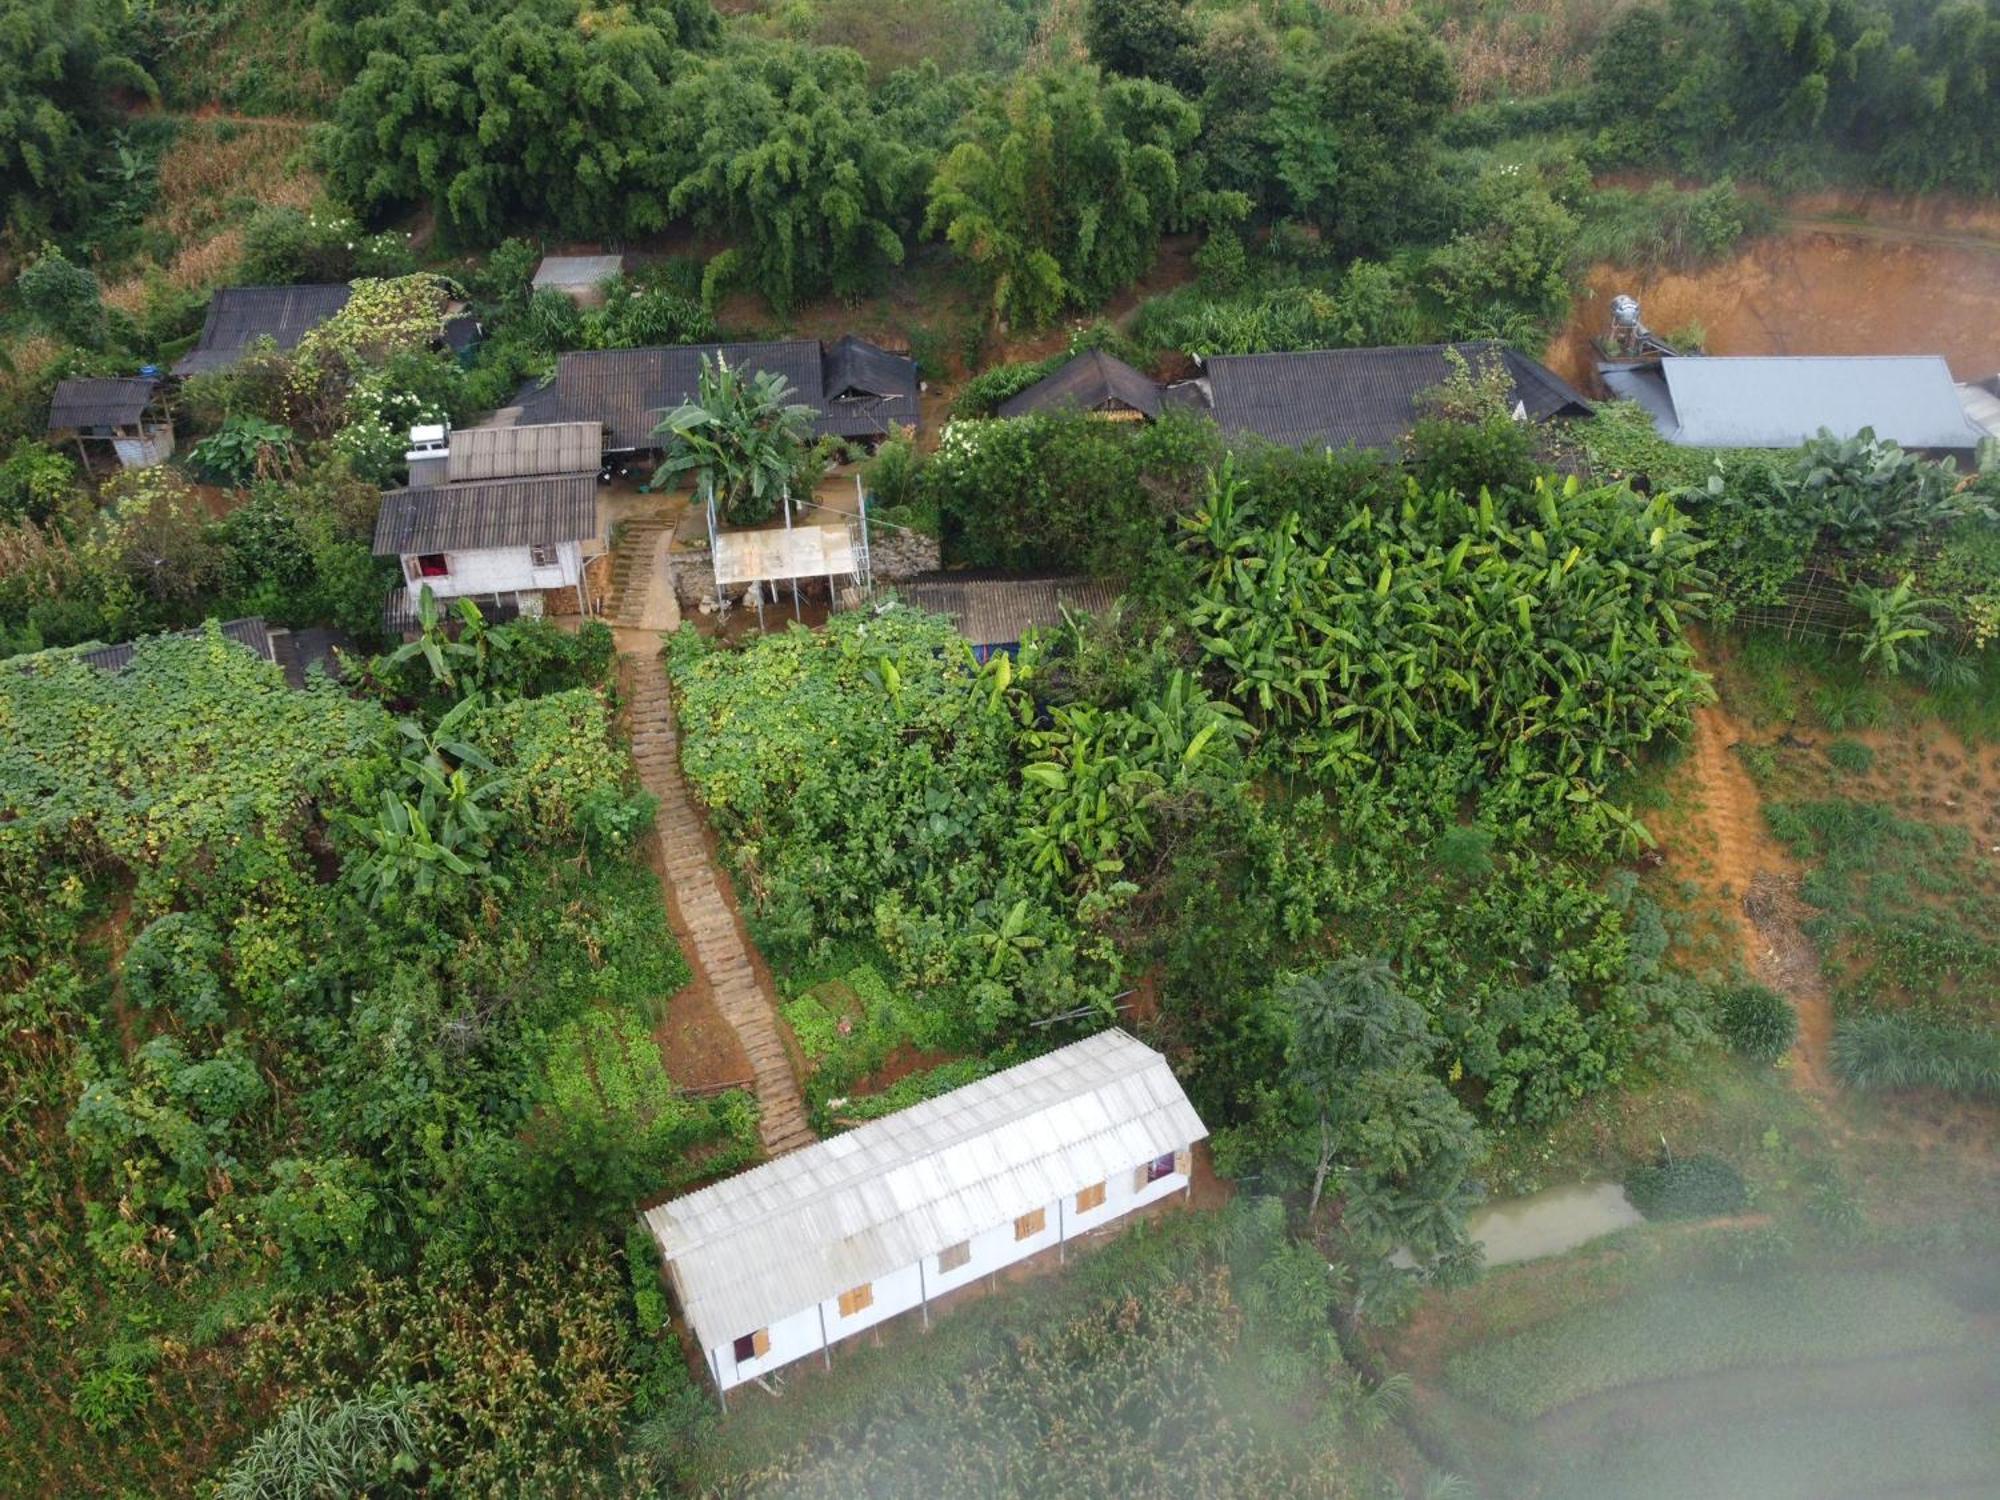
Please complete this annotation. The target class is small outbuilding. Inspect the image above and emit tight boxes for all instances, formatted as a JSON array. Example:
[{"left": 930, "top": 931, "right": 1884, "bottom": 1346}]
[
  {"left": 173, "top": 284, "right": 354, "bottom": 377},
  {"left": 642, "top": 1027, "right": 1208, "bottom": 1398},
  {"left": 48, "top": 376, "right": 173, "bottom": 469},
  {"left": 996, "top": 350, "right": 1163, "bottom": 422},
  {"left": 893, "top": 574, "right": 1120, "bottom": 661},
  {"left": 531, "top": 255, "right": 627, "bottom": 309},
  {"left": 72, "top": 616, "right": 348, "bottom": 686},
  {"left": 1599, "top": 355, "right": 1984, "bottom": 456}
]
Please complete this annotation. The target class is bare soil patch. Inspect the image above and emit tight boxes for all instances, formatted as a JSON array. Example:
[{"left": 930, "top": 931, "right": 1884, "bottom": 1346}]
[{"left": 1552, "top": 226, "right": 2000, "bottom": 387}]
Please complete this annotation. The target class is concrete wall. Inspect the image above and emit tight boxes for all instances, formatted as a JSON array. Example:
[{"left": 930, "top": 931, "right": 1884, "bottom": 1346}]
[
  {"left": 403, "top": 540, "right": 580, "bottom": 599},
  {"left": 698, "top": 1145, "right": 1193, "bottom": 1393}
]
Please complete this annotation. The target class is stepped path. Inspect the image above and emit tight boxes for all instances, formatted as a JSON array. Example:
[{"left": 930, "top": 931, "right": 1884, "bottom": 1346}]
[
  {"left": 624, "top": 646, "right": 815, "bottom": 1156},
  {"left": 606, "top": 517, "right": 681, "bottom": 632}
]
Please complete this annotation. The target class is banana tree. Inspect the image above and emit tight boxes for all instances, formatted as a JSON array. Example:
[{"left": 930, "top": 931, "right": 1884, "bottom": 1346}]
[{"left": 650, "top": 356, "right": 816, "bottom": 526}]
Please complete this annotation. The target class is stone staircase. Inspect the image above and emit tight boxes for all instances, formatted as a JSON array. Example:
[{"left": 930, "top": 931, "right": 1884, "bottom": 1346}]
[
  {"left": 607, "top": 519, "right": 677, "bottom": 631},
  {"left": 625, "top": 651, "right": 816, "bottom": 1157}
]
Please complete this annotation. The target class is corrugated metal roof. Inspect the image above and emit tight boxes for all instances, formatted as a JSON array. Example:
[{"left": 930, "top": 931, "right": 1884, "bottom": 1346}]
[
  {"left": 48, "top": 377, "right": 157, "bottom": 432},
  {"left": 445, "top": 421, "right": 603, "bottom": 481},
  {"left": 894, "top": 575, "right": 1120, "bottom": 646},
  {"left": 1658, "top": 356, "right": 1980, "bottom": 449},
  {"left": 174, "top": 284, "right": 352, "bottom": 376},
  {"left": 372, "top": 474, "right": 600, "bottom": 555},
  {"left": 644, "top": 1028, "right": 1207, "bottom": 1353},
  {"left": 996, "top": 350, "right": 1163, "bottom": 420},
  {"left": 1960, "top": 379, "right": 2000, "bottom": 440},
  {"left": 1202, "top": 342, "right": 1591, "bottom": 451},
  {"left": 532, "top": 255, "right": 626, "bottom": 290}
]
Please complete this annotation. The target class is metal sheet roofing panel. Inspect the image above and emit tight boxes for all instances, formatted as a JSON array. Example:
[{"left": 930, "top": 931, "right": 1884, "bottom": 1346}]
[
  {"left": 1659, "top": 356, "right": 1980, "bottom": 449},
  {"left": 372, "top": 474, "right": 600, "bottom": 555},
  {"left": 446, "top": 421, "right": 602, "bottom": 481},
  {"left": 644, "top": 1029, "right": 1207, "bottom": 1351},
  {"left": 48, "top": 377, "right": 156, "bottom": 432}
]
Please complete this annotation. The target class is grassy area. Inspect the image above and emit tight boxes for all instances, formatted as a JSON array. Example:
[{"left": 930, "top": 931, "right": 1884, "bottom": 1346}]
[
  {"left": 1535, "top": 1394, "right": 2000, "bottom": 1500},
  {"left": 1443, "top": 1268, "right": 1973, "bottom": 1421}
]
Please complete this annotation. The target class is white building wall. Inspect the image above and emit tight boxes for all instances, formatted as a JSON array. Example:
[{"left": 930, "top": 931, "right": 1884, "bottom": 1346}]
[
  {"left": 694, "top": 1143, "right": 1194, "bottom": 1394},
  {"left": 711, "top": 1301, "right": 823, "bottom": 1392},
  {"left": 405, "top": 540, "right": 580, "bottom": 599},
  {"left": 821, "top": 1261, "right": 923, "bottom": 1348}
]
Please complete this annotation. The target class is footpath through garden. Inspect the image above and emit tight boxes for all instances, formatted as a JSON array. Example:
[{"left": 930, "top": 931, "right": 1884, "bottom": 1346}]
[{"left": 623, "top": 643, "right": 816, "bottom": 1156}]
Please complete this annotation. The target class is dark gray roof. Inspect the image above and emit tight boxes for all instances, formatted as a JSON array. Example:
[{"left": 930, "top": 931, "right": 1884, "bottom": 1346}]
[
  {"left": 894, "top": 574, "right": 1120, "bottom": 647},
  {"left": 48, "top": 377, "right": 158, "bottom": 433},
  {"left": 520, "top": 338, "right": 920, "bottom": 449},
  {"left": 268, "top": 626, "right": 354, "bottom": 688},
  {"left": 76, "top": 617, "right": 274, "bottom": 674},
  {"left": 372, "top": 474, "right": 600, "bottom": 555},
  {"left": 174, "top": 284, "right": 353, "bottom": 376},
  {"left": 383, "top": 587, "right": 523, "bottom": 634},
  {"left": 1199, "top": 342, "right": 1592, "bottom": 452},
  {"left": 441, "top": 313, "right": 481, "bottom": 355},
  {"left": 996, "top": 351, "right": 1162, "bottom": 421}
]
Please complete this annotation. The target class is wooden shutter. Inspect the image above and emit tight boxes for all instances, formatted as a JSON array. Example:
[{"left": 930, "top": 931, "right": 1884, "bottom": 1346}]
[
  {"left": 838, "top": 1283, "right": 874, "bottom": 1318},
  {"left": 1076, "top": 1181, "right": 1106, "bottom": 1213},
  {"left": 1013, "top": 1207, "right": 1046, "bottom": 1241},
  {"left": 938, "top": 1241, "right": 971, "bottom": 1273}
]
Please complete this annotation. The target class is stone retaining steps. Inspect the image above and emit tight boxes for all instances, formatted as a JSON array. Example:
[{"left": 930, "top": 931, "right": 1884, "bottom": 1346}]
[{"left": 625, "top": 652, "right": 815, "bottom": 1157}]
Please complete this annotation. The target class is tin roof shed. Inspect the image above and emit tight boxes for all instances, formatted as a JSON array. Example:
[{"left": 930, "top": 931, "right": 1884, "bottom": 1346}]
[
  {"left": 643, "top": 1028, "right": 1207, "bottom": 1355},
  {"left": 1603, "top": 355, "right": 1982, "bottom": 450}
]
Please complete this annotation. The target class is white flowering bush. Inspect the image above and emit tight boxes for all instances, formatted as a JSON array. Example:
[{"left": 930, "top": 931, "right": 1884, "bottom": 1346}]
[{"left": 241, "top": 205, "right": 416, "bottom": 284}]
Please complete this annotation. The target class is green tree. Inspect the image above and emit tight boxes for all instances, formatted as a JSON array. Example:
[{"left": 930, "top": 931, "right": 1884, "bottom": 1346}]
[
  {"left": 0, "top": 0, "right": 155, "bottom": 239},
  {"left": 651, "top": 356, "right": 817, "bottom": 526},
  {"left": 1284, "top": 958, "right": 1483, "bottom": 1265},
  {"left": 1266, "top": 23, "right": 1454, "bottom": 255},
  {"left": 1084, "top": 0, "right": 1202, "bottom": 93},
  {"left": 926, "top": 65, "right": 1200, "bottom": 327},
  {"left": 660, "top": 42, "right": 931, "bottom": 311},
  {"left": 323, "top": 0, "right": 709, "bottom": 240},
  {"left": 15, "top": 245, "right": 106, "bottom": 347}
]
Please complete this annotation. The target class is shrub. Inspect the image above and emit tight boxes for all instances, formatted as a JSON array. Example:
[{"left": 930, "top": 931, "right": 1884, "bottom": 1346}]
[
  {"left": 215, "top": 1390, "right": 417, "bottom": 1500},
  {"left": 1715, "top": 982, "right": 1797, "bottom": 1063},
  {"left": 0, "top": 439, "right": 77, "bottom": 523},
  {"left": 1625, "top": 1151, "right": 1748, "bottom": 1219},
  {"left": 16, "top": 246, "right": 106, "bottom": 346},
  {"left": 1825, "top": 738, "right": 1875, "bottom": 775},
  {"left": 1194, "top": 226, "right": 1249, "bottom": 295},
  {"left": 190, "top": 415, "right": 298, "bottom": 486}
]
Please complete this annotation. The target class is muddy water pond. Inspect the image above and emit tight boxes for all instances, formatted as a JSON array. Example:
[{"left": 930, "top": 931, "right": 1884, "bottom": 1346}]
[
  {"left": 1549, "top": 226, "right": 2000, "bottom": 390},
  {"left": 1468, "top": 1181, "right": 1644, "bottom": 1267}
]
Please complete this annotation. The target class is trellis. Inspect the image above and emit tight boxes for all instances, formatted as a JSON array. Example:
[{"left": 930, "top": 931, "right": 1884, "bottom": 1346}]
[{"left": 1730, "top": 560, "right": 1860, "bottom": 642}]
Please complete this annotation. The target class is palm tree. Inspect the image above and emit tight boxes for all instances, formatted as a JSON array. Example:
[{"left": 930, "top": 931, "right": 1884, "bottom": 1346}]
[
  {"left": 650, "top": 356, "right": 816, "bottom": 526},
  {"left": 1845, "top": 573, "right": 1939, "bottom": 676}
]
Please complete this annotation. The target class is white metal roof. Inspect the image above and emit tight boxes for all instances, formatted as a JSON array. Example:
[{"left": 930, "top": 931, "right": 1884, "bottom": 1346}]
[
  {"left": 711, "top": 523, "right": 857, "bottom": 585},
  {"left": 1658, "top": 356, "right": 1980, "bottom": 449},
  {"left": 532, "top": 254, "right": 626, "bottom": 290},
  {"left": 644, "top": 1028, "right": 1207, "bottom": 1352},
  {"left": 1959, "top": 380, "right": 2000, "bottom": 441}
]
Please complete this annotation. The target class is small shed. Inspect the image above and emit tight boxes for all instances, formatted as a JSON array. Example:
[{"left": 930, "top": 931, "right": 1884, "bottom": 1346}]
[
  {"left": 48, "top": 377, "right": 173, "bottom": 469},
  {"left": 643, "top": 1028, "right": 1208, "bottom": 1398},
  {"left": 173, "top": 284, "right": 354, "bottom": 377},
  {"left": 70, "top": 616, "right": 347, "bottom": 687},
  {"left": 996, "top": 350, "right": 1162, "bottom": 422},
  {"left": 894, "top": 574, "right": 1120, "bottom": 661},
  {"left": 532, "top": 255, "right": 627, "bottom": 309},
  {"left": 1599, "top": 355, "right": 1983, "bottom": 455}
]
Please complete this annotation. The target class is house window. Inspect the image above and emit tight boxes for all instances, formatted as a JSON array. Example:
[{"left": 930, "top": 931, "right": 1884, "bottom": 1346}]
[
  {"left": 416, "top": 553, "right": 449, "bottom": 578},
  {"left": 530, "top": 542, "right": 558, "bottom": 567},
  {"left": 732, "top": 1328, "right": 770, "bottom": 1362},
  {"left": 837, "top": 1283, "right": 874, "bottom": 1318},
  {"left": 1076, "top": 1181, "right": 1106, "bottom": 1214},
  {"left": 938, "top": 1241, "right": 971, "bottom": 1273},
  {"left": 1144, "top": 1152, "right": 1178, "bottom": 1185},
  {"left": 1013, "top": 1207, "right": 1046, "bottom": 1242}
]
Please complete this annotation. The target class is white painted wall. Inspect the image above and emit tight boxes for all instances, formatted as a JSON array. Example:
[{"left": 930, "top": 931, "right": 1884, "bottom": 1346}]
[
  {"left": 694, "top": 1141, "right": 1196, "bottom": 1394},
  {"left": 821, "top": 1261, "right": 923, "bottom": 1348},
  {"left": 403, "top": 539, "right": 580, "bottom": 599}
]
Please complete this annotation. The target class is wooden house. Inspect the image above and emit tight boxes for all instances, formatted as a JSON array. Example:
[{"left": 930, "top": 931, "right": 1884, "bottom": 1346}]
[{"left": 47, "top": 377, "right": 173, "bottom": 469}]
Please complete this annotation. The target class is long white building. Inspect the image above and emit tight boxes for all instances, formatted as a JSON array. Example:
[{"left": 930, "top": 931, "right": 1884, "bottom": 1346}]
[{"left": 641, "top": 1028, "right": 1208, "bottom": 1395}]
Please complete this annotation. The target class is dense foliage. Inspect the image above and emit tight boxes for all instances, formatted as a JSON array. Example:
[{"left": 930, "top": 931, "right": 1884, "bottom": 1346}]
[{"left": 0, "top": 619, "right": 747, "bottom": 1491}]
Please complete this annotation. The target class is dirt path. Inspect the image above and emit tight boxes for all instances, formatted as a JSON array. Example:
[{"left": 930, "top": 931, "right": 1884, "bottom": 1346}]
[
  {"left": 1685, "top": 702, "right": 1835, "bottom": 1089},
  {"left": 622, "top": 647, "right": 815, "bottom": 1156}
]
